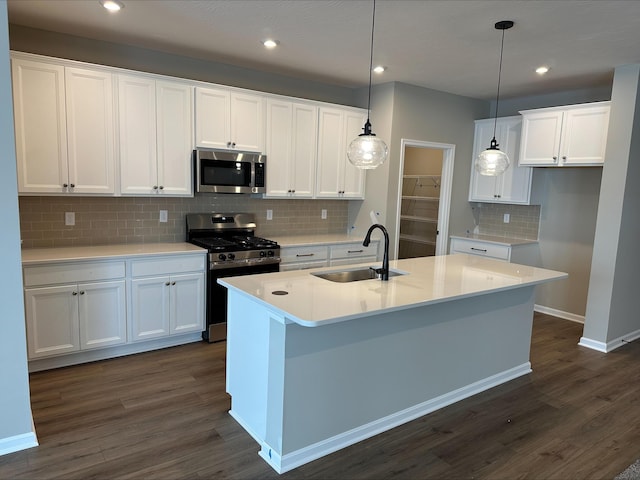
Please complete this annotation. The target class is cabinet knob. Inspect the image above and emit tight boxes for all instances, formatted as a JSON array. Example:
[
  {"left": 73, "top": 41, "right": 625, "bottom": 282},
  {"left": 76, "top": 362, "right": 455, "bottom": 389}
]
[
  {"left": 63, "top": 183, "right": 68, "bottom": 188},
  {"left": 562, "top": 156, "right": 567, "bottom": 160},
  {"left": 171, "top": 281, "right": 176, "bottom": 286},
  {"left": 70, "top": 184, "right": 75, "bottom": 188},
  {"left": 552, "top": 156, "right": 558, "bottom": 161},
  {"left": 80, "top": 291, "right": 85, "bottom": 295},
  {"left": 165, "top": 282, "right": 170, "bottom": 286},
  {"left": 159, "top": 185, "right": 164, "bottom": 190},
  {"left": 232, "top": 142, "right": 236, "bottom": 148},
  {"left": 291, "top": 189, "right": 295, "bottom": 193},
  {"left": 153, "top": 185, "right": 158, "bottom": 190},
  {"left": 72, "top": 291, "right": 78, "bottom": 296}
]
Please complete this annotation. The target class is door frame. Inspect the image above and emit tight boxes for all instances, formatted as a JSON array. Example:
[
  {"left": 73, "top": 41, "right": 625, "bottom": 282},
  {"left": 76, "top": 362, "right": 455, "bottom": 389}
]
[{"left": 395, "top": 139, "right": 455, "bottom": 258}]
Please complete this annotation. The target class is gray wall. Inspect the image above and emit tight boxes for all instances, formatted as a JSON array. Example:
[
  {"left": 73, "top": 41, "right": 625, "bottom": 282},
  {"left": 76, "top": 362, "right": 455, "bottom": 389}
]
[
  {"left": 583, "top": 64, "right": 640, "bottom": 345},
  {"left": 496, "top": 90, "right": 610, "bottom": 319},
  {"left": 0, "top": 1, "right": 37, "bottom": 454},
  {"left": 9, "top": 24, "right": 357, "bottom": 106}
]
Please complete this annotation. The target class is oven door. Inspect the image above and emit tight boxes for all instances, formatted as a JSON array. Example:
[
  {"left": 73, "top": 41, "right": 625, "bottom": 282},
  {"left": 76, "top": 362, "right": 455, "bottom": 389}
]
[{"left": 205, "top": 261, "right": 279, "bottom": 342}]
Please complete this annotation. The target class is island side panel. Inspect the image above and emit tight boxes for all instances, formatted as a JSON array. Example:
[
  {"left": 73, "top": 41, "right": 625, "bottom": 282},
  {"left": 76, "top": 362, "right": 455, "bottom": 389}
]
[{"left": 279, "top": 286, "right": 536, "bottom": 456}]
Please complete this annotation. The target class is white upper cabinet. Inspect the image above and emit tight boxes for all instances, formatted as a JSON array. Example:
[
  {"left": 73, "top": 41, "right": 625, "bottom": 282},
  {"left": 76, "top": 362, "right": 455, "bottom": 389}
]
[
  {"left": 519, "top": 102, "right": 610, "bottom": 166},
  {"left": 195, "top": 86, "right": 265, "bottom": 153},
  {"left": 469, "top": 116, "right": 532, "bottom": 205},
  {"left": 118, "top": 74, "right": 193, "bottom": 196},
  {"left": 316, "top": 106, "right": 366, "bottom": 199},
  {"left": 12, "top": 57, "right": 115, "bottom": 194},
  {"left": 265, "top": 98, "right": 317, "bottom": 198}
]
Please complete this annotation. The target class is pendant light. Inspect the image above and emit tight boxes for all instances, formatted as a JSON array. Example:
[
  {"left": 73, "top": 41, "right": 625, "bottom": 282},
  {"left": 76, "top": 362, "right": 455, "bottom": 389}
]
[
  {"left": 347, "top": 0, "right": 388, "bottom": 170},
  {"left": 475, "top": 20, "right": 514, "bottom": 176}
]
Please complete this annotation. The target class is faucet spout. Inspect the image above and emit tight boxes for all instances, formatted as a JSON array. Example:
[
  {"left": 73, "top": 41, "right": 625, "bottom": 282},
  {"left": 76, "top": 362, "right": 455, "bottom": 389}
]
[{"left": 363, "top": 224, "right": 389, "bottom": 281}]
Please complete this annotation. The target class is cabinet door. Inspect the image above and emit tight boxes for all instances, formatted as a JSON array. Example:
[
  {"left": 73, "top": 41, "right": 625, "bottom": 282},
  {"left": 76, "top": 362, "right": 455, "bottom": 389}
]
[
  {"left": 316, "top": 107, "right": 344, "bottom": 198},
  {"left": 170, "top": 273, "right": 205, "bottom": 335},
  {"left": 118, "top": 74, "right": 158, "bottom": 195},
  {"left": 12, "top": 58, "right": 68, "bottom": 193},
  {"left": 290, "top": 102, "right": 317, "bottom": 197},
  {"left": 560, "top": 105, "right": 610, "bottom": 165},
  {"left": 469, "top": 117, "right": 532, "bottom": 204},
  {"left": 24, "top": 284, "right": 80, "bottom": 359},
  {"left": 341, "top": 111, "right": 366, "bottom": 198},
  {"left": 518, "top": 110, "right": 563, "bottom": 166},
  {"left": 230, "top": 92, "right": 265, "bottom": 152},
  {"left": 195, "top": 86, "right": 230, "bottom": 149},
  {"left": 156, "top": 80, "right": 194, "bottom": 196},
  {"left": 130, "top": 276, "right": 170, "bottom": 341},
  {"left": 78, "top": 280, "right": 126, "bottom": 350},
  {"left": 65, "top": 67, "right": 116, "bottom": 194},
  {"left": 265, "top": 99, "right": 294, "bottom": 196}
]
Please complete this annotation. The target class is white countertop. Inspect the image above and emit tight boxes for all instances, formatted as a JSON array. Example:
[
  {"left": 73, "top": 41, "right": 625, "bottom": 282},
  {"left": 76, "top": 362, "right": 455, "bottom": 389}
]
[
  {"left": 269, "top": 233, "right": 373, "bottom": 247},
  {"left": 21, "top": 243, "right": 207, "bottom": 265},
  {"left": 219, "top": 254, "right": 567, "bottom": 327},
  {"left": 450, "top": 234, "right": 538, "bottom": 246}
]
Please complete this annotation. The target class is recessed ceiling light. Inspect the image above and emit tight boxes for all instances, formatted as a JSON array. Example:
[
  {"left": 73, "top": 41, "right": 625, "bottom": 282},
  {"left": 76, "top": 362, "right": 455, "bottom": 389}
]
[
  {"left": 373, "top": 65, "right": 386, "bottom": 74},
  {"left": 262, "top": 39, "right": 280, "bottom": 49},
  {"left": 535, "top": 66, "right": 550, "bottom": 75},
  {"left": 99, "top": 0, "right": 124, "bottom": 12}
]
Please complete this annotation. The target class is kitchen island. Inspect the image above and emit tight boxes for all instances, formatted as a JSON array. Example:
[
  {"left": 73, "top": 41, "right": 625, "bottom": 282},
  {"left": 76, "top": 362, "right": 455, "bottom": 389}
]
[{"left": 219, "top": 254, "right": 567, "bottom": 473}]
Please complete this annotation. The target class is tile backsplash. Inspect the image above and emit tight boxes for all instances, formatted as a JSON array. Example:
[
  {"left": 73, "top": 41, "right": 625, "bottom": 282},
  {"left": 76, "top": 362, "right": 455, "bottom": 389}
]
[
  {"left": 471, "top": 203, "right": 540, "bottom": 240},
  {"left": 19, "top": 195, "right": 349, "bottom": 248}
]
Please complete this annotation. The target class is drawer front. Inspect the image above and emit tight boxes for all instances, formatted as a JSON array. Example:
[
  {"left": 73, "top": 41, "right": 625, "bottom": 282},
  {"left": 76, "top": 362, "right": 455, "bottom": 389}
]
[
  {"left": 280, "top": 260, "right": 328, "bottom": 271},
  {"left": 280, "top": 245, "right": 328, "bottom": 263},
  {"left": 450, "top": 238, "right": 510, "bottom": 261},
  {"left": 329, "top": 256, "right": 378, "bottom": 267},
  {"left": 130, "top": 254, "right": 206, "bottom": 277},
  {"left": 329, "top": 241, "right": 378, "bottom": 260},
  {"left": 24, "top": 261, "right": 126, "bottom": 287}
]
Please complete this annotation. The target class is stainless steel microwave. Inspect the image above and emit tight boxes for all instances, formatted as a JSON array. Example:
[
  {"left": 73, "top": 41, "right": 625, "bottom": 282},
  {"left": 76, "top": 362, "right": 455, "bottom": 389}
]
[{"left": 195, "top": 149, "right": 266, "bottom": 194}]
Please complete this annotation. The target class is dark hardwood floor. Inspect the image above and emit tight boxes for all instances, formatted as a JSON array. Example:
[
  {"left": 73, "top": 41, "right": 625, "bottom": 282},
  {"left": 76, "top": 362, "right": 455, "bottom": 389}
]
[{"left": 2, "top": 313, "right": 640, "bottom": 479}]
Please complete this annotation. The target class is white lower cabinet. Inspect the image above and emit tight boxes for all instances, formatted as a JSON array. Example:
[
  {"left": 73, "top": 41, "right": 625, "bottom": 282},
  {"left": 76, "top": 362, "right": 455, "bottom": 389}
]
[
  {"left": 129, "top": 255, "right": 205, "bottom": 341},
  {"left": 449, "top": 236, "right": 539, "bottom": 265},
  {"left": 23, "top": 251, "right": 206, "bottom": 368},
  {"left": 279, "top": 240, "right": 380, "bottom": 271},
  {"left": 23, "top": 262, "right": 127, "bottom": 359}
]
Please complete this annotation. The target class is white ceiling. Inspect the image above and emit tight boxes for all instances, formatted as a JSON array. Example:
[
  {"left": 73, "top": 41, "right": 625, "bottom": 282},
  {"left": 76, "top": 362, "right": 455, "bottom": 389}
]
[{"left": 7, "top": 0, "right": 640, "bottom": 100}]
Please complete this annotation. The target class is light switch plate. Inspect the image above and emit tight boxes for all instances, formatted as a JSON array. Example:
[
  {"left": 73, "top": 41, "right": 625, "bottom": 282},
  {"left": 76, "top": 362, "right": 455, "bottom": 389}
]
[
  {"left": 65, "top": 212, "right": 75, "bottom": 226},
  {"left": 159, "top": 210, "right": 168, "bottom": 222}
]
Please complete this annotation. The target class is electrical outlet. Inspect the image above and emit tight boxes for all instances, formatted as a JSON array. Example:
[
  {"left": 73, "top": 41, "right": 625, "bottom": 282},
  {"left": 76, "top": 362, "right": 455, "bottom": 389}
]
[
  {"left": 503, "top": 213, "right": 510, "bottom": 224},
  {"left": 159, "top": 210, "right": 168, "bottom": 223},
  {"left": 321, "top": 209, "right": 327, "bottom": 219},
  {"left": 65, "top": 212, "right": 75, "bottom": 226},
  {"left": 266, "top": 209, "right": 273, "bottom": 220}
]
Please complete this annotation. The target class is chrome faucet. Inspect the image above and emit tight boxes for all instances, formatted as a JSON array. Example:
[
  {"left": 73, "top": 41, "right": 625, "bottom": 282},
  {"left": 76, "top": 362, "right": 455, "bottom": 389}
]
[{"left": 363, "top": 224, "right": 389, "bottom": 281}]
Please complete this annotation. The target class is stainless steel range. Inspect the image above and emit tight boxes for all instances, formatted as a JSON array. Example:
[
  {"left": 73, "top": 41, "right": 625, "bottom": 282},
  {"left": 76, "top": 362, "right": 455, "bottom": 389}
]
[{"left": 186, "top": 213, "right": 280, "bottom": 342}]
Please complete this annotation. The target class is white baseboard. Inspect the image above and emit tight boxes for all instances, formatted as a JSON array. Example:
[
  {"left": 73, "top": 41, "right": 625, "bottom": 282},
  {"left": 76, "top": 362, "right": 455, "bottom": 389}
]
[
  {"left": 254, "top": 362, "right": 532, "bottom": 474},
  {"left": 0, "top": 431, "right": 38, "bottom": 456},
  {"left": 534, "top": 304, "right": 584, "bottom": 324},
  {"left": 580, "top": 327, "right": 640, "bottom": 353}
]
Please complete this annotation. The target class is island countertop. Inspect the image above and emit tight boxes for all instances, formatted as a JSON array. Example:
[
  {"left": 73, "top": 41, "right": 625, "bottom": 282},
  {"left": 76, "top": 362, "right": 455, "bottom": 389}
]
[{"left": 219, "top": 254, "right": 567, "bottom": 327}]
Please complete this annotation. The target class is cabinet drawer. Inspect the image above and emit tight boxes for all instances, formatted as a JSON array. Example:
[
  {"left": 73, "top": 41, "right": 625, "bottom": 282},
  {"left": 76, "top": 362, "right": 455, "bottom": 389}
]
[
  {"left": 130, "top": 254, "right": 206, "bottom": 277},
  {"left": 329, "top": 242, "right": 378, "bottom": 259},
  {"left": 280, "top": 260, "right": 328, "bottom": 271},
  {"left": 280, "top": 245, "right": 328, "bottom": 263},
  {"left": 24, "top": 261, "right": 125, "bottom": 287},
  {"left": 450, "top": 238, "right": 510, "bottom": 261}
]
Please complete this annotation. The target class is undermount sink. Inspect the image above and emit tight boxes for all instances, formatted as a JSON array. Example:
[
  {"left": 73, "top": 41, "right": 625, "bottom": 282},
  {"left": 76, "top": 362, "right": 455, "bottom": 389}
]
[{"left": 311, "top": 267, "right": 406, "bottom": 283}]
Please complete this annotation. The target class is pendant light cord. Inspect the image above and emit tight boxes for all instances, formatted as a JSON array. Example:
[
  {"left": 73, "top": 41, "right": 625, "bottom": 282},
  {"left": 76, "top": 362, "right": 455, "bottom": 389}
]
[
  {"left": 367, "top": 0, "right": 376, "bottom": 121},
  {"left": 492, "top": 25, "right": 506, "bottom": 140}
]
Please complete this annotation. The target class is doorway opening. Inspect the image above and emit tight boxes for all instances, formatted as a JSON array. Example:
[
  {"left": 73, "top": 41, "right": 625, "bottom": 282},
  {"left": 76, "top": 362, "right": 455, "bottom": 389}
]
[{"left": 395, "top": 139, "right": 454, "bottom": 259}]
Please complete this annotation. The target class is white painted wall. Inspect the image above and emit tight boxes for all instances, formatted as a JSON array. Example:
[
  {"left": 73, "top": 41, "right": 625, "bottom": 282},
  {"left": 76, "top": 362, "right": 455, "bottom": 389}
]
[{"left": 0, "top": 0, "right": 38, "bottom": 456}]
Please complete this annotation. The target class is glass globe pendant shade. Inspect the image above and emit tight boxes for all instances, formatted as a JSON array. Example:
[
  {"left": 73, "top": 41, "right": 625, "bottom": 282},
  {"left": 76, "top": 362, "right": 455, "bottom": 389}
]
[
  {"left": 347, "top": 121, "right": 389, "bottom": 169},
  {"left": 475, "top": 137, "right": 509, "bottom": 176}
]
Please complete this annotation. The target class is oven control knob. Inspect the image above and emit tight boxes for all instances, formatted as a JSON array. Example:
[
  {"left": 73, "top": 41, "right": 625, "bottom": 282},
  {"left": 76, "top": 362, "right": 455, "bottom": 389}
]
[
  {"left": 260, "top": 251, "right": 266, "bottom": 257},
  {"left": 218, "top": 254, "right": 226, "bottom": 261},
  {"left": 267, "top": 250, "right": 274, "bottom": 257},
  {"left": 227, "top": 253, "right": 235, "bottom": 260}
]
